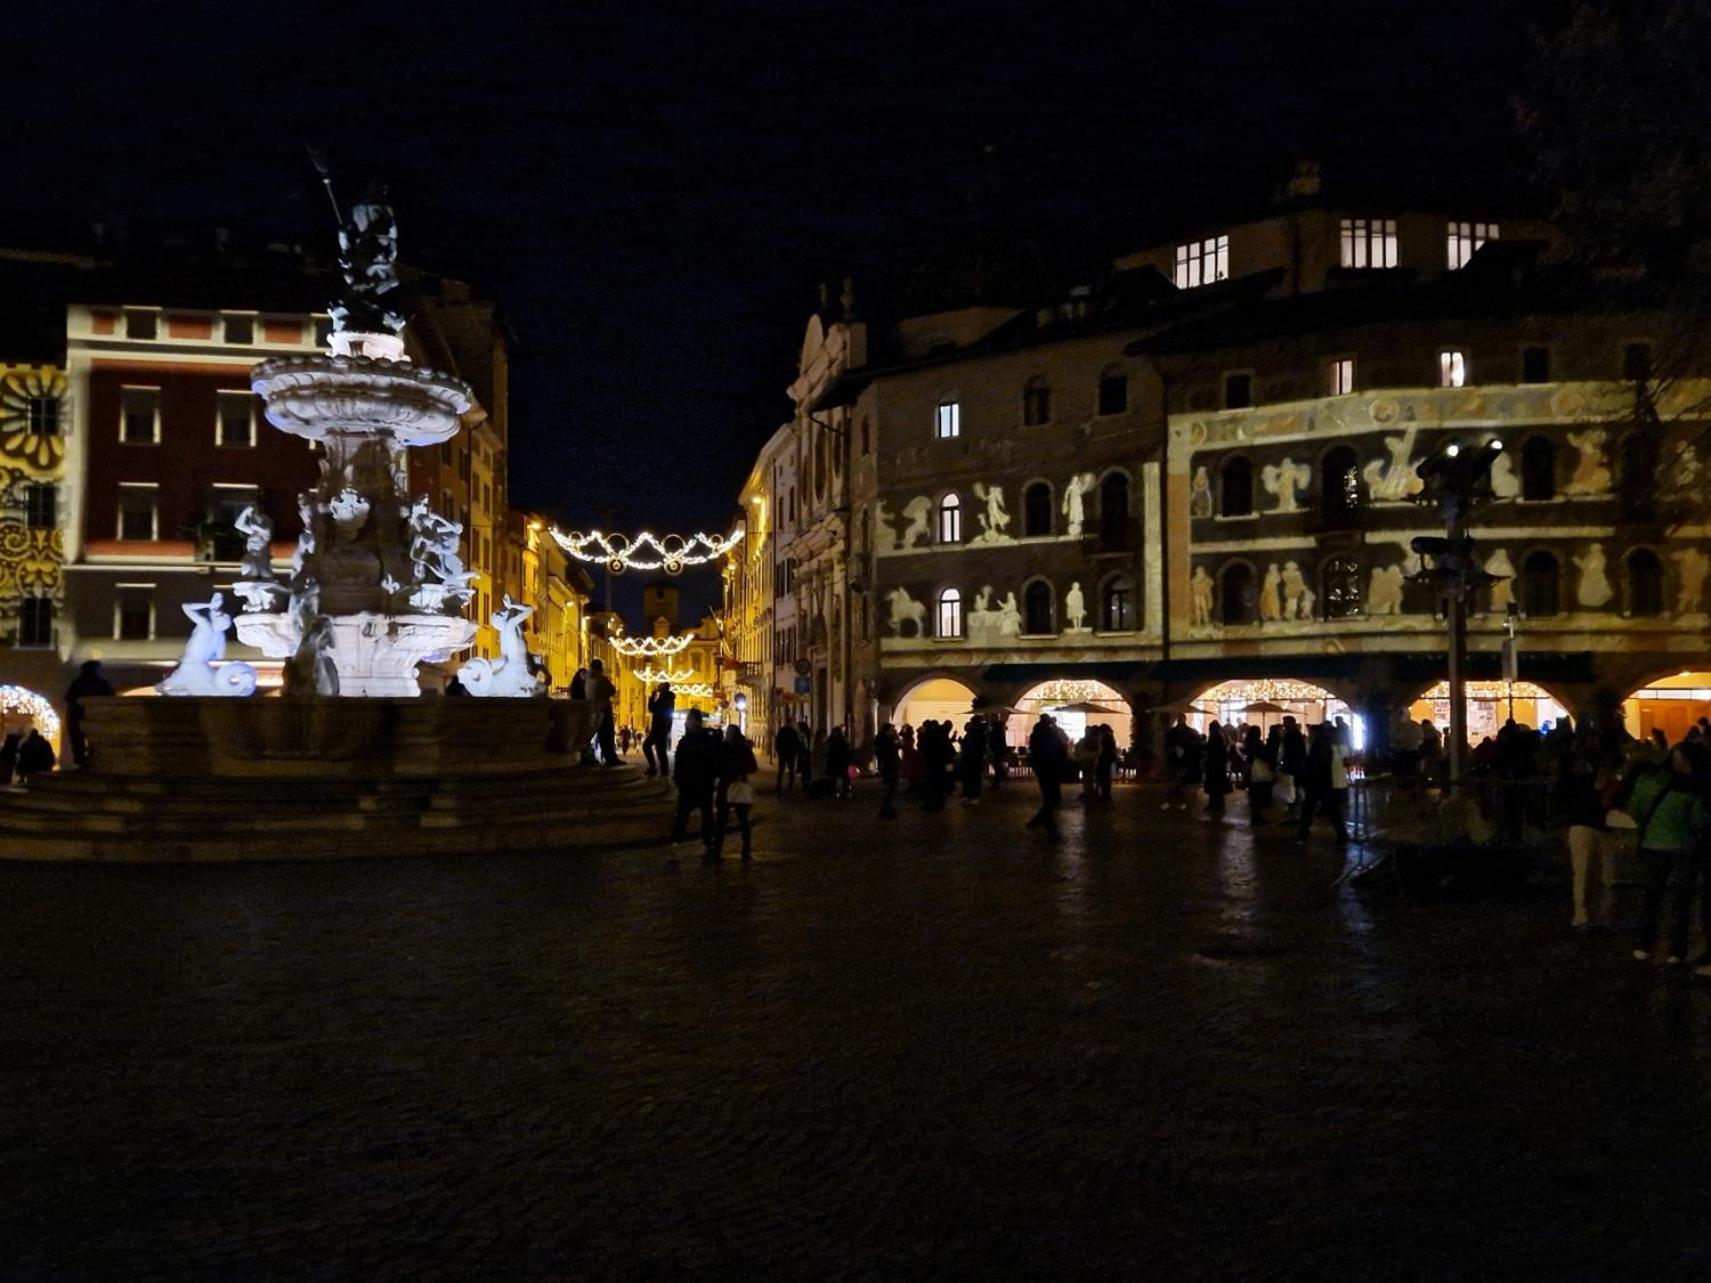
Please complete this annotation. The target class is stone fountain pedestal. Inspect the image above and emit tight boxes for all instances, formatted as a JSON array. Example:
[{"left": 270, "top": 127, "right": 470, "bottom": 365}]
[{"left": 236, "top": 612, "right": 475, "bottom": 698}]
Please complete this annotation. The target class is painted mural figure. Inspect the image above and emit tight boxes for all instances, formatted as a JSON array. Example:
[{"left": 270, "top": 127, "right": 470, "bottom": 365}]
[
  {"left": 898, "top": 496, "right": 933, "bottom": 549},
  {"left": 1280, "top": 561, "right": 1315, "bottom": 620},
  {"left": 1065, "top": 581, "right": 1088, "bottom": 631},
  {"left": 1671, "top": 547, "right": 1709, "bottom": 615},
  {"left": 1189, "top": 466, "right": 1214, "bottom": 518},
  {"left": 1574, "top": 542, "right": 1613, "bottom": 608},
  {"left": 1367, "top": 564, "right": 1406, "bottom": 615},
  {"left": 1259, "top": 563, "right": 1283, "bottom": 622},
  {"left": 971, "top": 482, "right": 1012, "bottom": 543},
  {"left": 872, "top": 498, "right": 897, "bottom": 554},
  {"left": 1485, "top": 549, "right": 1516, "bottom": 613},
  {"left": 1261, "top": 458, "right": 1309, "bottom": 514},
  {"left": 1362, "top": 426, "right": 1423, "bottom": 501},
  {"left": 1488, "top": 450, "right": 1520, "bottom": 500},
  {"left": 1565, "top": 429, "right": 1612, "bottom": 495},
  {"left": 1191, "top": 566, "right": 1215, "bottom": 627},
  {"left": 885, "top": 586, "right": 925, "bottom": 636},
  {"left": 1668, "top": 442, "right": 1702, "bottom": 494},
  {"left": 1062, "top": 472, "right": 1096, "bottom": 538},
  {"left": 996, "top": 592, "right": 1021, "bottom": 638},
  {"left": 157, "top": 593, "right": 258, "bottom": 697}
]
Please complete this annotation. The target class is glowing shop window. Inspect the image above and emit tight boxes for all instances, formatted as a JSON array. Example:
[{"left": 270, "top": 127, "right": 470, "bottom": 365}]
[
  {"left": 1439, "top": 350, "right": 1467, "bottom": 388},
  {"left": 1173, "top": 235, "right": 1229, "bottom": 289},
  {"left": 1446, "top": 221, "right": 1499, "bottom": 269},
  {"left": 1339, "top": 218, "right": 1397, "bottom": 269}
]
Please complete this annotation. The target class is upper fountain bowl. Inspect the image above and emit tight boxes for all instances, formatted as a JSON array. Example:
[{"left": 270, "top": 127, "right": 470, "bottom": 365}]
[{"left": 251, "top": 335, "right": 474, "bottom": 447}]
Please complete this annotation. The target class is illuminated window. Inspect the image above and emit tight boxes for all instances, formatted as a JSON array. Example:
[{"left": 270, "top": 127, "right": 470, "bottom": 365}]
[
  {"left": 1101, "top": 574, "right": 1135, "bottom": 631},
  {"left": 1339, "top": 218, "right": 1398, "bottom": 269},
  {"left": 117, "top": 484, "right": 158, "bottom": 541},
  {"left": 114, "top": 584, "right": 155, "bottom": 640},
  {"left": 936, "top": 588, "right": 964, "bottom": 638},
  {"left": 1321, "top": 447, "right": 1362, "bottom": 522},
  {"left": 1098, "top": 366, "right": 1128, "bottom": 415},
  {"left": 217, "top": 392, "right": 256, "bottom": 448},
  {"left": 935, "top": 396, "right": 960, "bottom": 439},
  {"left": 24, "top": 482, "right": 55, "bottom": 531},
  {"left": 27, "top": 396, "right": 60, "bottom": 436},
  {"left": 1440, "top": 350, "right": 1467, "bottom": 388},
  {"left": 1446, "top": 221, "right": 1499, "bottom": 269},
  {"left": 121, "top": 387, "right": 160, "bottom": 444},
  {"left": 18, "top": 596, "right": 53, "bottom": 647},
  {"left": 937, "top": 493, "right": 961, "bottom": 544},
  {"left": 1327, "top": 358, "right": 1354, "bottom": 396},
  {"left": 1022, "top": 376, "right": 1052, "bottom": 426},
  {"left": 1322, "top": 557, "right": 1361, "bottom": 619},
  {"left": 1174, "top": 234, "right": 1229, "bottom": 289}
]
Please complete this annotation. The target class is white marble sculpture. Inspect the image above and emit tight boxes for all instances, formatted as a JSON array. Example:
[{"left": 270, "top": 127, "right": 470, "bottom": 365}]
[
  {"left": 328, "top": 487, "right": 372, "bottom": 540},
  {"left": 1062, "top": 472, "right": 1096, "bottom": 538},
  {"left": 232, "top": 505, "right": 286, "bottom": 614},
  {"left": 407, "top": 497, "right": 478, "bottom": 608},
  {"left": 157, "top": 593, "right": 258, "bottom": 696},
  {"left": 1485, "top": 550, "right": 1516, "bottom": 613},
  {"left": 458, "top": 595, "right": 538, "bottom": 696},
  {"left": 1191, "top": 566, "right": 1215, "bottom": 627},
  {"left": 886, "top": 586, "right": 925, "bottom": 636},
  {"left": 1261, "top": 458, "right": 1309, "bottom": 514},
  {"left": 1281, "top": 561, "right": 1316, "bottom": 620},
  {"left": 284, "top": 582, "right": 340, "bottom": 697},
  {"left": 1259, "top": 563, "right": 1283, "bottom": 622},
  {"left": 1367, "top": 564, "right": 1406, "bottom": 615},
  {"left": 291, "top": 495, "right": 318, "bottom": 579},
  {"left": 971, "top": 483, "right": 1013, "bottom": 544},
  {"left": 1574, "top": 542, "right": 1614, "bottom": 608},
  {"left": 1362, "top": 426, "right": 1423, "bottom": 501},
  {"left": 898, "top": 497, "right": 933, "bottom": 549},
  {"left": 1488, "top": 451, "right": 1520, "bottom": 500},
  {"left": 873, "top": 498, "right": 897, "bottom": 554},
  {"left": 1189, "top": 466, "right": 1214, "bottom": 518},
  {"left": 1671, "top": 548, "right": 1709, "bottom": 615},
  {"left": 1565, "top": 430, "right": 1612, "bottom": 495},
  {"left": 1065, "top": 581, "right": 1088, "bottom": 632}
]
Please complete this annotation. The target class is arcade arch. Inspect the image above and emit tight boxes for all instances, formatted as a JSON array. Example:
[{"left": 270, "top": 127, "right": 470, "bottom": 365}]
[
  {"left": 1190, "top": 678, "right": 1363, "bottom": 749},
  {"left": 1016, "top": 678, "right": 1131, "bottom": 747},
  {"left": 1623, "top": 671, "right": 1711, "bottom": 745},
  {"left": 893, "top": 676, "right": 979, "bottom": 731}
]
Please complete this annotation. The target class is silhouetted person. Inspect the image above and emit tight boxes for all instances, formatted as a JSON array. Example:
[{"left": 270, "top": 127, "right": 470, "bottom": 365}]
[
  {"left": 1096, "top": 724, "right": 1118, "bottom": 800},
  {"left": 1026, "top": 714, "right": 1068, "bottom": 838},
  {"left": 875, "top": 722, "right": 901, "bottom": 819},
  {"left": 1280, "top": 717, "right": 1308, "bottom": 814},
  {"left": 774, "top": 721, "right": 800, "bottom": 793},
  {"left": 16, "top": 728, "right": 55, "bottom": 781},
  {"left": 671, "top": 709, "right": 721, "bottom": 853},
  {"left": 589, "top": 660, "right": 619, "bottom": 765},
  {"left": 1203, "top": 721, "right": 1231, "bottom": 819},
  {"left": 65, "top": 659, "right": 113, "bottom": 769},
  {"left": 796, "top": 720, "right": 814, "bottom": 791},
  {"left": 1295, "top": 724, "right": 1346, "bottom": 844},
  {"left": 569, "top": 667, "right": 588, "bottom": 699},
  {"left": 644, "top": 682, "right": 676, "bottom": 779},
  {"left": 959, "top": 716, "right": 987, "bottom": 802},
  {"left": 0, "top": 732, "right": 19, "bottom": 786},
  {"left": 715, "top": 724, "right": 759, "bottom": 861},
  {"left": 826, "top": 725, "right": 852, "bottom": 798}
]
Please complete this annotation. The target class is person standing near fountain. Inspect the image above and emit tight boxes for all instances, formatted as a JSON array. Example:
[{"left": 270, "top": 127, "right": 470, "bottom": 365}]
[
  {"left": 588, "top": 660, "right": 619, "bottom": 765},
  {"left": 644, "top": 681, "right": 675, "bottom": 779}
]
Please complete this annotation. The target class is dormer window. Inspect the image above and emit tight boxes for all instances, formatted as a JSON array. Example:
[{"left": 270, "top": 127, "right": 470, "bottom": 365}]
[
  {"left": 1174, "top": 235, "right": 1229, "bottom": 289},
  {"left": 1339, "top": 218, "right": 1398, "bottom": 268}
]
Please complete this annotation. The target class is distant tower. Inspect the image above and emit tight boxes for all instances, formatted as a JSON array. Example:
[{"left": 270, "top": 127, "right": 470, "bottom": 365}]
[{"left": 643, "top": 581, "right": 680, "bottom": 634}]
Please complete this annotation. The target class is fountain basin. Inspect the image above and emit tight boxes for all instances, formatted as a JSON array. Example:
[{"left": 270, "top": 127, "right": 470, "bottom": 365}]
[
  {"left": 251, "top": 353, "right": 472, "bottom": 447},
  {"left": 236, "top": 612, "right": 478, "bottom": 697}
]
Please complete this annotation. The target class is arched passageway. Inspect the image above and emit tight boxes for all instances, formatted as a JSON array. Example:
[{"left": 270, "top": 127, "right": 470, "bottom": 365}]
[
  {"left": 894, "top": 677, "right": 979, "bottom": 732},
  {"left": 1623, "top": 672, "right": 1711, "bottom": 745},
  {"left": 1016, "top": 679, "right": 1131, "bottom": 747},
  {"left": 1190, "top": 678, "right": 1363, "bottom": 748},
  {"left": 1406, "top": 680, "right": 1569, "bottom": 745},
  {"left": 0, "top": 684, "right": 62, "bottom": 752}
]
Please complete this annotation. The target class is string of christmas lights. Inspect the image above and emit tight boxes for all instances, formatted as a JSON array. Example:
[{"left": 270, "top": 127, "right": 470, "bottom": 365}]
[
  {"left": 674, "top": 683, "right": 715, "bottom": 699},
  {"left": 607, "top": 630, "right": 693, "bottom": 658},
  {"left": 634, "top": 665, "right": 698, "bottom": 686},
  {"left": 0, "top": 685, "right": 61, "bottom": 740},
  {"left": 551, "top": 526, "right": 743, "bottom": 575}
]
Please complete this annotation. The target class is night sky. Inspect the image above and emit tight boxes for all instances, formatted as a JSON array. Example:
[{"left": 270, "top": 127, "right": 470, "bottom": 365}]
[{"left": 12, "top": 0, "right": 1563, "bottom": 614}]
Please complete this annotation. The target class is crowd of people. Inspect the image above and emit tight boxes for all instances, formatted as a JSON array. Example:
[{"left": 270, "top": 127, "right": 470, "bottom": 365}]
[{"left": 1162, "top": 713, "right": 1357, "bottom": 843}]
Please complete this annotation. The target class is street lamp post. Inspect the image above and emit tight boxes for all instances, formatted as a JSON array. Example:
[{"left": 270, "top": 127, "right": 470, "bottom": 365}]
[{"left": 1411, "top": 439, "right": 1504, "bottom": 794}]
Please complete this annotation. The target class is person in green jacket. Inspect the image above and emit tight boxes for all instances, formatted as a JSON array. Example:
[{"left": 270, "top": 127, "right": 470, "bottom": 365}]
[{"left": 1630, "top": 745, "right": 1711, "bottom": 966}]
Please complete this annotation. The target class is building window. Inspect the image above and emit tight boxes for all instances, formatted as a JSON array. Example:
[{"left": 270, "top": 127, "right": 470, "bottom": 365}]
[
  {"left": 860, "top": 417, "right": 870, "bottom": 456},
  {"left": 206, "top": 486, "right": 261, "bottom": 561},
  {"left": 1022, "top": 376, "right": 1052, "bottom": 426},
  {"left": 1174, "top": 234, "right": 1229, "bottom": 289},
  {"left": 1222, "top": 373, "right": 1253, "bottom": 410},
  {"left": 125, "top": 310, "right": 158, "bottom": 339},
  {"left": 18, "top": 596, "right": 53, "bottom": 648},
  {"left": 114, "top": 585, "right": 155, "bottom": 641},
  {"left": 1623, "top": 342, "right": 1653, "bottom": 381},
  {"left": 217, "top": 392, "right": 256, "bottom": 448},
  {"left": 935, "top": 396, "right": 960, "bottom": 439},
  {"left": 1023, "top": 580, "right": 1055, "bottom": 635},
  {"left": 1099, "top": 473, "right": 1130, "bottom": 549},
  {"left": 1339, "top": 217, "right": 1398, "bottom": 269},
  {"left": 1321, "top": 446, "right": 1362, "bottom": 522},
  {"left": 23, "top": 482, "right": 55, "bottom": 531},
  {"left": 117, "top": 485, "right": 159, "bottom": 541},
  {"left": 1446, "top": 221, "right": 1499, "bottom": 269},
  {"left": 1627, "top": 548, "right": 1664, "bottom": 617},
  {"left": 1519, "top": 551, "right": 1560, "bottom": 617},
  {"left": 1619, "top": 431, "right": 1658, "bottom": 522},
  {"left": 1023, "top": 481, "right": 1053, "bottom": 537},
  {"left": 1521, "top": 437, "right": 1556, "bottom": 501},
  {"left": 27, "top": 396, "right": 60, "bottom": 436},
  {"left": 1521, "top": 346, "right": 1551, "bottom": 383},
  {"left": 1220, "top": 456, "right": 1254, "bottom": 517},
  {"left": 1220, "top": 563, "right": 1256, "bottom": 625},
  {"left": 1100, "top": 574, "right": 1135, "bottom": 632},
  {"left": 1439, "top": 350, "right": 1467, "bottom": 388},
  {"left": 1322, "top": 557, "right": 1361, "bottom": 619},
  {"left": 936, "top": 588, "right": 964, "bottom": 638},
  {"left": 314, "top": 317, "right": 334, "bottom": 348},
  {"left": 937, "top": 493, "right": 961, "bottom": 544},
  {"left": 1327, "top": 358, "right": 1354, "bottom": 396},
  {"left": 121, "top": 387, "right": 160, "bottom": 444},
  {"left": 223, "top": 314, "right": 254, "bottom": 344},
  {"left": 1098, "top": 367, "right": 1128, "bottom": 416}
]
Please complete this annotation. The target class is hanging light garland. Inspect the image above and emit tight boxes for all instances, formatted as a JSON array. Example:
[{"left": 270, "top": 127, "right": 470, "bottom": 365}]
[
  {"left": 634, "top": 664, "right": 698, "bottom": 686},
  {"left": 0, "top": 685, "right": 61, "bottom": 741},
  {"left": 551, "top": 526, "right": 743, "bottom": 576},
  {"left": 607, "top": 628, "right": 693, "bottom": 658},
  {"left": 674, "top": 683, "right": 715, "bottom": 699}
]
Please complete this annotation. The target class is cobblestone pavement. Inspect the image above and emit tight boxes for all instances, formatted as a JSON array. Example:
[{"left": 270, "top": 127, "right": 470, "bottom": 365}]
[{"left": 5, "top": 780, "right": 1711, "bottom": 1280}]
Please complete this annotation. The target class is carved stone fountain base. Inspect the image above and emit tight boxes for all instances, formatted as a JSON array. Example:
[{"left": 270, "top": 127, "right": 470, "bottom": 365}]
[{"left": 236, "top": 612, "right": 477, "bottom": 697}]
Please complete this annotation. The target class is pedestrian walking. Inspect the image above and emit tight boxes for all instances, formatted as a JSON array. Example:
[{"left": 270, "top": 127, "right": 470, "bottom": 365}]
[
  {"left": 1295, "top": 724, "right": 1346, "bottom": 844},
  {"left": 588, "top": 659, "right": 619, "bottom": 765},
  {"left": 670, "top": 709, "right": 721, "bottom": 853},
  {"left": 1559, "top": 749, "right": 1617, "bottom": 928},
  {"left": 1203, "top": 721, "right": 1232, "bottom": 819},
  {"left": 875, "top": 722, "right": 901, "bottom": 819},
  {"left": 1628, "top": 744, "right": 1710, "bottom": 966},
  {"left": 796, "top": 720, "right": 814, "bottom": 793},
  {"left": 1245, "top": 724, "right": 1276, "bottom": 823},
  {"left": 827, "top": 726, "right": 852, "bottom": 798},
  {"left": 1096, "top": 724, "right": 1118, "bottom": 801},
  {"left": 959, "top": 716, "right": 987, "bottom": 803},
  {"left": 643, "top": 682, "right": 676, "bottom": 779},
  {"left": 715, "top": 724, "right": 760, "bottom": 861},
  {"left": 1279, "top": 716, "right": 1307, "bottom": 816},
  {"left": 774, "top": 721, "right": 800, "bottom": 793},
  {"left": 1162, "top": 714, "right": 1200, "bottom": 811},
  {"left": 1026, "top": 714, "right": 1068, "bottom": 837}
]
